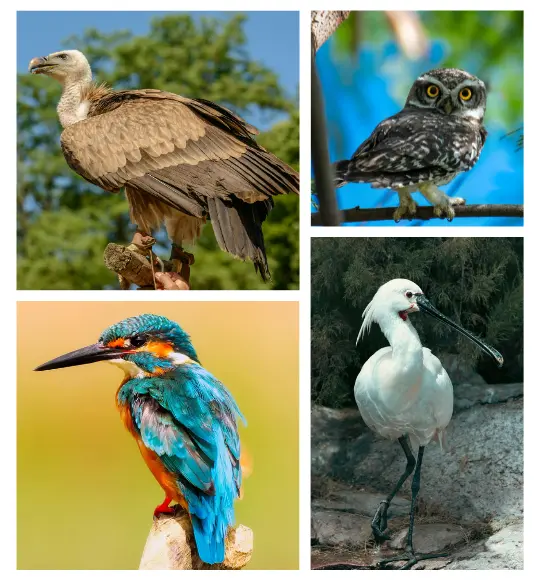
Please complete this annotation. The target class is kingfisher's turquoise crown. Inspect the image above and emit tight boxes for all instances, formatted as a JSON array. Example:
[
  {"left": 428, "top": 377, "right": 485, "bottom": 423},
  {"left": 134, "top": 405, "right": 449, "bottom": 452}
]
[{"left": 100, "top": 314, "right": 199, "bottom": 362}]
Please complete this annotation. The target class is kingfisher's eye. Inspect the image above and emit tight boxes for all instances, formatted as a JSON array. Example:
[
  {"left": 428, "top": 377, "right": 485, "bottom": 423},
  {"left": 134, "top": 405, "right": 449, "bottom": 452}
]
[
  {"left": 459, "top": 87, "right": 472, "bottom": 101},
  {"left": 130, "top": 335, "right": 146, "bottom": 348},
  {"left": 405, "top": 291, "right": 413, "bottom": 298},
  {"left": 426, "top": 84, "right": 439, "bottom": 98}
]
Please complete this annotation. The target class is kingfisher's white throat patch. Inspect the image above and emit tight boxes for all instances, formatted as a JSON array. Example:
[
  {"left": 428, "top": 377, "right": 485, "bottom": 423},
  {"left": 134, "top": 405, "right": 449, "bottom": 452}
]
[{"left": 108, "top": 358, "right": 145, "bottom": 378}]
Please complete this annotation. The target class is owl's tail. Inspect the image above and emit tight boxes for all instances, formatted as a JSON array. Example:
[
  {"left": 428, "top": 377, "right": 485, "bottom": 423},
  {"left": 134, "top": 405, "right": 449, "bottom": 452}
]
[{"left": 333, "top": 159, "right": 350, "bottom": 188}]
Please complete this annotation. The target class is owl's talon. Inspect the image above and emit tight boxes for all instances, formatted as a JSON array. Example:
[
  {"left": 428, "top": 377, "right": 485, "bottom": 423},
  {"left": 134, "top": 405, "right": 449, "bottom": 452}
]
[{"left": 433, "top": 204, "right": 456, "bottom": 220}]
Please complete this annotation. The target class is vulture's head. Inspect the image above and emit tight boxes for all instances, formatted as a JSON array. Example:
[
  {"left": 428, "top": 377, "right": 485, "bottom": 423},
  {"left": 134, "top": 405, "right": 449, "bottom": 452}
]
[{"left": 28, "top": 50, "right": 91, "bottom": 84}]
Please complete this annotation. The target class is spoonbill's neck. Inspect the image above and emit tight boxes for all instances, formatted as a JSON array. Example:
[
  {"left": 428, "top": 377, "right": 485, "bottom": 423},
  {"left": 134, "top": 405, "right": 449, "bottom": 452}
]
[{"left": 377, "top": 311, "right": 424, "bottom": 366}]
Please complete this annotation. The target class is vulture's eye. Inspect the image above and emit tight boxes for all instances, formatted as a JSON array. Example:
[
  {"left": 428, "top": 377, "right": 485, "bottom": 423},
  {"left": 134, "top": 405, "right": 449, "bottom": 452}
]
[
  {"left": 58, "top": 54, "right": 68, "bottom": 60},
  {"left": 405, "top": 291, "right": 413, "bottom": 298},
  {"left": 130, "top": 335, "right": 146, "bottom": 348}
]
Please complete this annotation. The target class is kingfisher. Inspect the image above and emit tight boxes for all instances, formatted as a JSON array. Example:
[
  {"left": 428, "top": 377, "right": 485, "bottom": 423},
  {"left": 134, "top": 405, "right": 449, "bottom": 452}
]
[{"left": 35, "top": 314, "right": 245, "bottom": 565}]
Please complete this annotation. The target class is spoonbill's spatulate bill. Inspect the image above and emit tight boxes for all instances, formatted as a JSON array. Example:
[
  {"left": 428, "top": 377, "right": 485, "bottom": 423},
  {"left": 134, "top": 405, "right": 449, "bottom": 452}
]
[{"left": 354, "top": 279, "right": 503, "bottom": 569}]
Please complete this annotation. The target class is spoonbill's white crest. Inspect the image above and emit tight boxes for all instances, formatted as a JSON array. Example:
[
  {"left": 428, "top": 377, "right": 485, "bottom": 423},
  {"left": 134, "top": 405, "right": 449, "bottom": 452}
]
[{"left": 355, "top": 278, "right": 503, "bottom": 569}]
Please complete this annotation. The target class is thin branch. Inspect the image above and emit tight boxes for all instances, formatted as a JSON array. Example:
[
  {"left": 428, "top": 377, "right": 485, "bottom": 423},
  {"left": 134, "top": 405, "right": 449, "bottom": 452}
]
[
  {"left": 311, "top": 11, "right": 351, "bottom": 53},
  {"left": 311, "top": 204, "right": 524, "bottom": 226}
]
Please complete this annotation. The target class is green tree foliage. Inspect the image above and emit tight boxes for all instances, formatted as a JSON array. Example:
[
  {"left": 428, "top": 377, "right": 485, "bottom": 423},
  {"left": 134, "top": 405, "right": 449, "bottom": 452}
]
[
  {"left": 17, "top": 14, "right": 299, "bottom": 290},
  {"left": 311, "top": 238, "right": 523, "bottom": 408}
]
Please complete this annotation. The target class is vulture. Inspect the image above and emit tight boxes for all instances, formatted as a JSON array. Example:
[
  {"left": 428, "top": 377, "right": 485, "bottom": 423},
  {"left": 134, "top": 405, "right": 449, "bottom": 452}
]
[{"left": 29, "top": 50, "right": 299, "bottom": 281}]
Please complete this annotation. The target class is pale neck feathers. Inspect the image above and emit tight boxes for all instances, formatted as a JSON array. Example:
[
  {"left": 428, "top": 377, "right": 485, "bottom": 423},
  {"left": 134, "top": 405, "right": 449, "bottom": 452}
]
[{"left": 58, "top": 78, "right": 111, "bottom": 128}]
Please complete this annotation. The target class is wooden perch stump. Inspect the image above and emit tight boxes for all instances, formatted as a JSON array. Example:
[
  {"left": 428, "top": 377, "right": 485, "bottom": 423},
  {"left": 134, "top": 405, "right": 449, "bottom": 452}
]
[
  {"left": 104, "top": 242, "right": 159, "bottom": 289},
  {"left": 104, "top": 233, "right": 193, "bottom": 289},
  {"left": 139, "top": 508, "right": 253, "bottom": 570}
]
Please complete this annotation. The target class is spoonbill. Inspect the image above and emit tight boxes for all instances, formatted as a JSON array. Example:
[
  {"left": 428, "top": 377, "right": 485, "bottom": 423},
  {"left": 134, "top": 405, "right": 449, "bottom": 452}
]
[{"left": 355, "top": 279, "right": 503, "bottom": 569}]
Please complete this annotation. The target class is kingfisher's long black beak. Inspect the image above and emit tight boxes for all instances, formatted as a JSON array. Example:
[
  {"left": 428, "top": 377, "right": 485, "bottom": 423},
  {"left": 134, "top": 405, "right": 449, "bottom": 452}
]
[
  {"left": 416, "top": 295, "right": 504, "bottom": 367},
  {"left": 34, "top": 343, "right": 125, "bottom": 371}
]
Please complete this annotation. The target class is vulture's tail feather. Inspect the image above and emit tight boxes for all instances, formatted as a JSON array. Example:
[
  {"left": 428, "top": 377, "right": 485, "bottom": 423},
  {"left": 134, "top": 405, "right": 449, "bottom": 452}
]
[{"left": 207, "top": 198, "right": 272, "bottom": 282}]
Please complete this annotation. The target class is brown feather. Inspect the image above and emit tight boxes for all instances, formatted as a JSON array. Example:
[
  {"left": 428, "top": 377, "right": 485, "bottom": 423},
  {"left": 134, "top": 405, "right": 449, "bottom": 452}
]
[{"left": 59, "top": 84, "right": 298, "bottom": 277}]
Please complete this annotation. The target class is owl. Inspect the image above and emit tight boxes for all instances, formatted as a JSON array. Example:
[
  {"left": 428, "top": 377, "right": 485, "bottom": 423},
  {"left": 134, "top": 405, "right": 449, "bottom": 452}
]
[{"left": 333, "top": 68, "right": 487, "bottom": 221}]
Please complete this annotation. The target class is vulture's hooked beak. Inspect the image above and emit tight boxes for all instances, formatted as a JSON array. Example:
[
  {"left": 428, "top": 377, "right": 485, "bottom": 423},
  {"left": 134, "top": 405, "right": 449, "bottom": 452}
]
[{"left": 29, "top": 56, "right": 54, "bottom": 74}]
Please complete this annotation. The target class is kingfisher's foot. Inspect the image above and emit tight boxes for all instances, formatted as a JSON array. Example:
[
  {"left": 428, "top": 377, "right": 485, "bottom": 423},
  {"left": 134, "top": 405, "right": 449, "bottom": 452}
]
[
  {"left": 378, "top": 548, "right": 449, "bottom": 570},
  {"left": 154, "top": 505, "right": 175, "bottom": 516},
  {"left": 153, "top": 497, "right": 175, "bottom": 516},
  {"left": 371, "top": 500, "right": 391, "bottom": 543}
]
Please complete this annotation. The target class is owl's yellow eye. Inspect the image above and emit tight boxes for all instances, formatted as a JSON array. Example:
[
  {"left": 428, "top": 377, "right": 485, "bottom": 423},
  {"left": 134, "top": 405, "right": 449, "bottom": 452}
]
[
  {"left": 426, "top": 85, "right": 439, "bottom": 98},
  {"left": 459, "top": 87, "right": 473, "bottom": 101}
]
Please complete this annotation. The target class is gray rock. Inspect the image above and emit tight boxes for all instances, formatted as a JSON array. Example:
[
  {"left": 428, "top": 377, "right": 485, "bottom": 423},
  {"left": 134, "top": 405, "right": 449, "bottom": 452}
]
[
  {"left": 312, "top": 398, "right": 523, "bottom": 528},
  {"left": 311, "top": 508, "right": 371, "bottom": 548},
  {"left": 446, "top": 523, "right": 523, "bottom": 569},
  {"left": 311, "top": 406, "right": 368, "bottom": 481},
  {"left": 454, "top": 382, "right": 523, "bottom": 411},
  {"left": 389, "top": 523, "right": 466, "bottom": 553}
]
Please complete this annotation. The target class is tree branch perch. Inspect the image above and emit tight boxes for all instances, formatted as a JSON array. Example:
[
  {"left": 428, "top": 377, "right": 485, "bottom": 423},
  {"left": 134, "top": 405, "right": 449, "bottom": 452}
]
[
  {"left": 311, "top": 204, "right": 523, "bottom": 225},
  {"left": 139, "top": 508, "right": 253, "bottom": 570}
]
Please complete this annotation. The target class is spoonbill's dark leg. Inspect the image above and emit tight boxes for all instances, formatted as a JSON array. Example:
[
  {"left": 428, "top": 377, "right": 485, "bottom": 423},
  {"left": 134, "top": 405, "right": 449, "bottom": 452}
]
[
  {"left": 371, "top": 434, "right": 416, "bottom": 542},
  {"left": 378, "top": 446, "right": 448, "bottom": 569}
]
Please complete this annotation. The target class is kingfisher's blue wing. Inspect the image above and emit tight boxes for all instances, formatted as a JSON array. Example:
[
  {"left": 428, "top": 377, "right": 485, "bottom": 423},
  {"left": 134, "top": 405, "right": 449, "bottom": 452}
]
[
  {"left": 147, "top": 365, "right": 243, "bottom": 468},
  {"left": 130, "top": 394, "right": 216, "bottom": 493}
]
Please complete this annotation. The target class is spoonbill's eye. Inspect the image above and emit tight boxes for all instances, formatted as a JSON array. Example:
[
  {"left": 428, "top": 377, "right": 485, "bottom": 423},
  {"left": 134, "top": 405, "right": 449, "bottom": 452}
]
[
  {"left": 130, "top": 335, "right": 146, "bottom": 348},
  {"left": 405, "top": 291, "right": 414, "bottom": 298}
]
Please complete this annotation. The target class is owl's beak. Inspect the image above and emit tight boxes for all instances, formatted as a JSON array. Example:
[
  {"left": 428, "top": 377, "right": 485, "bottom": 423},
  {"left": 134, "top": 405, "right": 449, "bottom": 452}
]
[{"left": 439, "top": 96, "right": 454, "bottom": 115}]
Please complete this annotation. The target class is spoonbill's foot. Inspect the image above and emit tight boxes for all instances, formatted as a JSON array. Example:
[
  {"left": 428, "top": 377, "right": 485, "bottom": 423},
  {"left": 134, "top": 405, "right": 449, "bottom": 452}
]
[
  {"left": 153, "top": 496, "right": 175, "bottom": 516},
  {"left": 371, "top": 500, "right": 391, "bottom": 542},
  {"left": 394, "top": 189, "right": 417, "bottom": 222},
  {"left": 378, "top": 548, "right": 448, "bottom": 570}
]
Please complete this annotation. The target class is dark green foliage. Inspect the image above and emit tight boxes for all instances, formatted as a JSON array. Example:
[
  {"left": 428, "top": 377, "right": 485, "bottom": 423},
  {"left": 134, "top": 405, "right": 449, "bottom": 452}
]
[
  {"left": 17, "top": 14, "right": 299, "bottom": 290},
  {"left": 311, "top": 238, "right": 523, "bottom": 408}
]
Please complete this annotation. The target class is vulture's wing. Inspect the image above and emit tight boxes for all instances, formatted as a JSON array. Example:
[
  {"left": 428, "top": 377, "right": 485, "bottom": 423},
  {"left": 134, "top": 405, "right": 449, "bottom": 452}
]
[{"left": 60, "top": 89, "right": 298, "bottom": 279}]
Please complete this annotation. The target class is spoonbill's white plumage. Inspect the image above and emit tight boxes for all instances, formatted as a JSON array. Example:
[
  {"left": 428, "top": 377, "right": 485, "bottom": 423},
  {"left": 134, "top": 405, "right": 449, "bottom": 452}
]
[{"left": 354, "top": 278, "right": 503, "bottom": 569}]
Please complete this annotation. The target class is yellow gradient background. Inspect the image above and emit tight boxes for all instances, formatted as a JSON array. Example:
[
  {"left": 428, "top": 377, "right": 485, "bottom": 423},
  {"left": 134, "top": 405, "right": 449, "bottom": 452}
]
[{"left": 18, "top": 302, "right": 298, "bottom": 570}]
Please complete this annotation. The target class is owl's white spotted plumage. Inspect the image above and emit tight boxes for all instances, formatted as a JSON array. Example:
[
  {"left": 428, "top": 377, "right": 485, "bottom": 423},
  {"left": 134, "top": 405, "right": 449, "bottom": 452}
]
[{"left": 334, "top": 68, "right": 487, "bottom": 221}]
